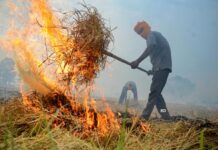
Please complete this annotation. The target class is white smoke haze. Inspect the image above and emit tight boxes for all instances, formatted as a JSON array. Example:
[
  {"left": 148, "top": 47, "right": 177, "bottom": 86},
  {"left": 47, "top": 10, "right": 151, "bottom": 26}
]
[{"left": 165, "top": 75, "right": 196, "bottom": 98}]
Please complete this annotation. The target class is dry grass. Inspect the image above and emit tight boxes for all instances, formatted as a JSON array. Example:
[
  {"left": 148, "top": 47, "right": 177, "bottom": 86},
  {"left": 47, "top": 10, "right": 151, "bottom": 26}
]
[
  {"left": 0, "top": 100, "right": 218, "bottom": 150},
  {"left": 38, "top": 3, "right": 113, "bottom": 89}
]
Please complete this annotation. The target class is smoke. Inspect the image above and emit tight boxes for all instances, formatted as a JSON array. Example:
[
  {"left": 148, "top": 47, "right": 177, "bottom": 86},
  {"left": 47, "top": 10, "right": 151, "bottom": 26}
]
[
  {"left": 163, "top": 75, "right": 196, "bottom": 105},
  {"left": 164, "top": 75, "right": 218, "bottom": 107},
  {"left": 0, "top": 50, "right": 6, "bottom": 61},
  {"left": 0, "top": 0, "right": 58, "bottom": 95},
  {"left": 165, "top": 75, "right": 196, "bottom": 99}
]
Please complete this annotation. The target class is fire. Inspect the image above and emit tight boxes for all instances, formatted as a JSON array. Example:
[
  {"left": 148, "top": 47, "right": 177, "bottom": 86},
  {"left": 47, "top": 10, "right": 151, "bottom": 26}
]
[
  {"left": 140, "top": 122, "right": 151, "bottom": 133},
  {"left": 31, "top": 0, "right": 69, "bottom": 60},
  {"left": 0, "top": 0, "right": 120, "bottom": 135}
]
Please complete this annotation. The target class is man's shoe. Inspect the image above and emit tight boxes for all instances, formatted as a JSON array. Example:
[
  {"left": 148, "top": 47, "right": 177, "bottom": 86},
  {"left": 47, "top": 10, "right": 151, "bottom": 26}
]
[
  {"left": 159, "top": 116, "right": 175, "bottom": 122},
  {"left": 139, "top": 115, "right": 149, "bottom": 121}
]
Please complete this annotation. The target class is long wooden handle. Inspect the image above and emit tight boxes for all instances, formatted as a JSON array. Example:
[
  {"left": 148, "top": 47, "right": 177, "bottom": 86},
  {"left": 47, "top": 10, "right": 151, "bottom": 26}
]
[{"left": 103, "top": 50, "right": 149, "bottom": 75}]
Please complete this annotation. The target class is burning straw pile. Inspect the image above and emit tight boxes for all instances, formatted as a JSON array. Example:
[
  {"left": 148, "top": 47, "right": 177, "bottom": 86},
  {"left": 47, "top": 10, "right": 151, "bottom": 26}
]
[
  {"left": 60, "top": 4, "right": 111, "bottom": 85},
  {"left": 21, "top": 2, "right": 120, "bottom": 135},
  {"left": 1, "top": 0, "right": 149, "bottom": 140},
  {"left": 39, "top": 3, "right": 113, "bottom": 89}
]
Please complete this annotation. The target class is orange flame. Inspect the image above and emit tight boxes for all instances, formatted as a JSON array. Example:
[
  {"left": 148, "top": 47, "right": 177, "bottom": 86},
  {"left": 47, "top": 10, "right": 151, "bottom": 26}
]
[{"left": 0, "top": 0, "right": 120, "bottom": 135}]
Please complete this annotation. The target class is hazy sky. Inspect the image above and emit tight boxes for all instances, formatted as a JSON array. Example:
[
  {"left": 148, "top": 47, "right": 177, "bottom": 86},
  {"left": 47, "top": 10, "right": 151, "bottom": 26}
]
[{"left": 1, "top": 0, "right": 218, "bottom": 106}]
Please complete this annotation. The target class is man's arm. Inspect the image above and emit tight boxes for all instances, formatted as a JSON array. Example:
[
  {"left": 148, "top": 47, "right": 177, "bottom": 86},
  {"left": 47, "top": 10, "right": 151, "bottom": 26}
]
[
  {"left": 131, "top": 31, "right": 157, "bottom": 69},
  {"left": 131, "top": 45, "right": 155, "bottom": 68},
  {"left": 137, "top": 45, "right": 155, "bottom": 63}
]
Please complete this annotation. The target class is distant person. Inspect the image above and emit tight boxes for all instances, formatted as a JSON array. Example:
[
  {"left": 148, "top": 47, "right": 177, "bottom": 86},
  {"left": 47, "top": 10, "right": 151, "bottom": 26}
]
[
  {"left": 130, "top": 21, "right": 172, "bottom": 120},
  {"left": 119, "top": 81, "right": 138, "bottom": 104}
]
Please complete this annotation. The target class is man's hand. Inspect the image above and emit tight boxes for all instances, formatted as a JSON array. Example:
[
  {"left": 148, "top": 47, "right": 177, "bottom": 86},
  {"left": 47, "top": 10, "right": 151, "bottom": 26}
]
[
  {"left": 130, "top": 60, "right": 139, "bottom": 69},
  {"left": 147, "top": 70, "right": 154, "bottom": 76}
]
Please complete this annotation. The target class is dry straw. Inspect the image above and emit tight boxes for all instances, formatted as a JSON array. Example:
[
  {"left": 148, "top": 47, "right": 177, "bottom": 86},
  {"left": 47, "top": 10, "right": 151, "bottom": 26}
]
[{"left": 40, "top": 3, "right": 113, "bottom": 88}]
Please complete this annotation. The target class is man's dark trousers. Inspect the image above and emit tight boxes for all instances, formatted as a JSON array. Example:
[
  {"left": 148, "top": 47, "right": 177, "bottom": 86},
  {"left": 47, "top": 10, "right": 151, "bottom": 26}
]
[{"left": 142, "top": 69, "right": 171, "bottom": 120}]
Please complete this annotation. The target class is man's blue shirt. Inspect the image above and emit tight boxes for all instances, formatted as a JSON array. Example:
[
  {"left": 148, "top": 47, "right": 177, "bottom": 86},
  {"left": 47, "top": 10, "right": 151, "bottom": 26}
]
[{"left": 146, "top": 31, "right": 172, "bottom": 72}]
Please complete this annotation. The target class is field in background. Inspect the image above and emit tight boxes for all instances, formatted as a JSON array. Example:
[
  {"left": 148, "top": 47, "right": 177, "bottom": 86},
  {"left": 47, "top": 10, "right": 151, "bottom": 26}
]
[
  {"left": 95, "top": 98, "right": 218, "bottom": 121},
  {"left": 1, "top": 87, "right": 218, "bottom": 120},
  {"left": 0, "top": 86, "right": 20, "bottom": 102}
]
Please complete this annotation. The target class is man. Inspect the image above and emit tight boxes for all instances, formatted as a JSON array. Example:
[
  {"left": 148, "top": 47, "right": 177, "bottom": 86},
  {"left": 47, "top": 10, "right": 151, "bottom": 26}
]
[
  {"left": 119, "top": 81, "right": 138, "bottom": 104},
  {"left": 131, "top": 21, "right": 172, "bottom": 120}
]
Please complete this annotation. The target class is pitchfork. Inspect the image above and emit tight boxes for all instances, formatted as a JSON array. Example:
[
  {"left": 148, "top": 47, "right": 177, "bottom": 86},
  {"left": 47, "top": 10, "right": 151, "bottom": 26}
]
[{"left": 103, "top": 50, "right": 149, "bottom": 75}]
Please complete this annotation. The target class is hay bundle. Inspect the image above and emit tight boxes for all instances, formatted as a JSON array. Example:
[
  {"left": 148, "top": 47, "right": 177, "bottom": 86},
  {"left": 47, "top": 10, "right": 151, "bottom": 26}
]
[{"left": 43, "top": 4, "right": 113, "bottom": 88}]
